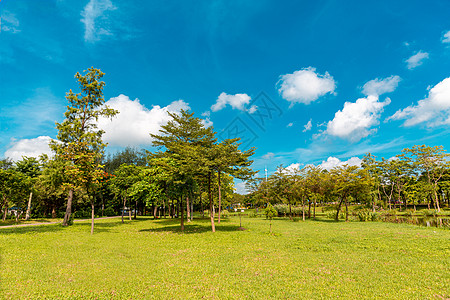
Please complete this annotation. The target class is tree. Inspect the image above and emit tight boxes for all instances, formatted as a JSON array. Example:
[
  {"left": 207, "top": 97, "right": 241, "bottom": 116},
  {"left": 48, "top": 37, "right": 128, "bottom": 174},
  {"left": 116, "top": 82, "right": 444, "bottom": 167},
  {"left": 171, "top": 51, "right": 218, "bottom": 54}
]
[
  {"left": 264, "top": 203, "right": 277, "bottom": 234},
  {"left": 151, "top": 110, "right": 216, "bottom": 231},
  {"left": 50, "top": 67, "right": 118, "bottom": 233},
  {"left": 403, "top": 145, "right": 449, "bottom": 212},
  {"left": 15, "top": 156, "right": 41, "bottom": 220}
]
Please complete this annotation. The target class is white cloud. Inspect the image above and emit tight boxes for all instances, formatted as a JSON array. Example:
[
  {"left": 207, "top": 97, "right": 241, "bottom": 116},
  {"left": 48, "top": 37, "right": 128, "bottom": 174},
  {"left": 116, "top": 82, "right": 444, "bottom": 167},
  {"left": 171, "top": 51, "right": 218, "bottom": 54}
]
[
  {"left": 286, "top": 122, "right": 293, "bottom": 128},
  {"left": 303, "top": 119, "right": 312, "bottom": 132},
  {"left": 1, "top": 10, "right": 20, "bottom": 33},
  {"left": 284, "top": 163, "right": 301, "bottom": 174},
  {"left": 248, "top": 105, "right": 258, "bottom": 114},
  {"left": 81, "top": 0, "right": 116, "bottom": 42},
  {"left": 326, "top": 95, "right": 391, "bottom": 141},
  {"left": 277, "top": 67, "right": 336, "bottom": 105},
  {"left": 4, "top": 136, "right": 52, "bottom": 162},
  {"left": 211, "top": 92, "right": 251, "bottom": 112},
  {"left": 362, "top": 75, "right": 401, "bottom": 96},
  {"left": 387, "top": 77, "right": 450, "bottom": 127},
  {"left": 234, "top": 181, "right": 249, "bottom": 195},
  {"left": 201, "top": 117, "right": 213, "bottom": 128},
  {"left": 319, "top": 156, "right": 362, "bottom": 171},
  {"left": 406, "top": 51, "right": 429, "bottom": 70},
  {"left": 442, "top": 30, "right": 450, "bottom": 44},
  {"left": 97, "top": 94, "right": 190, "bottom": 147}
]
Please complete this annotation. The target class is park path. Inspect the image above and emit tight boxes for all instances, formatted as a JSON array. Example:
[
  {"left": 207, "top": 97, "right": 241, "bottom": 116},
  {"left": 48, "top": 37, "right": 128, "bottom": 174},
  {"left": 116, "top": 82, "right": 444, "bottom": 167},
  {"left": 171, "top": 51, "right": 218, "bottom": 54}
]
[{"left": 0, "top": 216, "right": 122, "bottom": 229}]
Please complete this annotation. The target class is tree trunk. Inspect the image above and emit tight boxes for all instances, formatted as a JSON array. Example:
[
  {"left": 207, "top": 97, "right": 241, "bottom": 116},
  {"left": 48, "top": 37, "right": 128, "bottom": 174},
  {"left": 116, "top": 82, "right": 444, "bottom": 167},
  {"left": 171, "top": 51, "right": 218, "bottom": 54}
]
[
  {"left": 434, "top": 188, "right": 441, "bottom": 212},
  {"left": 218, "top": 170, "right": 222, "bottom": 224},
  {"left": 122, "top": 196, "right": 126, "bottom": 223},
  {"left": 308, "top": 201, "right": 311, "bottom": 219},
  {"left": 302, "top": 199, "right": 305, "bottom": 221},
  {"left": 25, "top": 192, "right": 33, "bottom": 220},
  {"left": 134, "top": 200, "right": 137, "bottom": 219},
  {"left": 99, "top": 192, "right": 104, "bottom": 217},
  {"left": 163, "top": 198, "right": 166, "bottom": 219},
  {"left": 209, "top": 172, "right": 216, "bottom": 232},
  {"left": 186, "top": 196, "right": 191, "bottom": 222},
  {"left": 91, "top": 199, "right": 95, "bottom": 235},
  {"left": 62, "top": 188, "right": 73, "bottom": 226},
  {"left": 2, "top": 206, "right": 7, "bottom": 221},
  {"left": 335, "top": 198, "right": 343, "bottom": 221},
  {"left": 190, "top": 191, "right": 194, "bottom": 221},
  {"left": 51, "top": 205, "right": 56, "bottom": 219},
  {"left": 289, "top": 200, "right": 292, "bottom": 220},
  {"left": 345, "top": 197, "right": 349, "bottom": 222},
  {"left": 180, "top": 195, "right": 184, "bottom": 231},
  {"left": 153, "top": 205, "right": 157, "bottom": 219},
  {"left": 313, "top": 198, "right": 316, "bottom": 220}
]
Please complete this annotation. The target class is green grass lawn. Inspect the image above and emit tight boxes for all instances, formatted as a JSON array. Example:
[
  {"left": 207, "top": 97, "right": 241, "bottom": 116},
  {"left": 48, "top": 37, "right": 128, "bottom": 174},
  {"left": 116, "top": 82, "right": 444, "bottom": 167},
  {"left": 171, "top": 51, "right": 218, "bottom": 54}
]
[{"left": 1, "top": 216, "right": 449, "bottom": 299}]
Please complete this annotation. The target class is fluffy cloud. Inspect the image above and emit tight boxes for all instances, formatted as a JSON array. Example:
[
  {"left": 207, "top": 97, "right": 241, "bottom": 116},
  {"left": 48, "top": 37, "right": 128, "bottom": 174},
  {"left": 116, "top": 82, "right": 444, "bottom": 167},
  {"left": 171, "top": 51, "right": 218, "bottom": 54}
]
[
  {"left": 234, "top": 181, "right": 249, "bottom": 195},
  {"left": 442, "top": 30, "right": 450, "bottom": 44},
  {"left": 319, "top": 156, "right": 362, "bottom": 171},
  {"left": 284, "top": 163, "right": 302, "bottom": 174},
  {"left": 387, "top": 77, "right": 450, "bottom": 127},
  {"left": 4, "top": 136, "right": 53, "bottom": 162},
  {"left": 326, "top": 95, "right": 391, "bottom": 141},
  {"left": 97, "top": 94, "right": 190, "bottom": 147},
  {"left": 277, "top": 67, "right": 336, "bottom": 105},
  {"left": 406, "top": 51, "right": 429, "bottom": 70},
  {"left": 302, "top": 119, "right": 312, "bottom": 132},
  {"left": 81, "top": 0, "right": 116, "bottom": 42},
  {"left": 211, "top": 92, "right": 251, "bottom": 112},
  {"left": 362, "top": 75, "right": 401, "bottom": 96}
]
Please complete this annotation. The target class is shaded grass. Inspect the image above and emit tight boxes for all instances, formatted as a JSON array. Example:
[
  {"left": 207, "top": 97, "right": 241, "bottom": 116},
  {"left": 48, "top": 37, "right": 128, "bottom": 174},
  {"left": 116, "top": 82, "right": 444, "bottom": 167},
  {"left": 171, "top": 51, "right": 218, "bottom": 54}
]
[{"left": 0, "top": 216, "right": 449, "bottom": 299}]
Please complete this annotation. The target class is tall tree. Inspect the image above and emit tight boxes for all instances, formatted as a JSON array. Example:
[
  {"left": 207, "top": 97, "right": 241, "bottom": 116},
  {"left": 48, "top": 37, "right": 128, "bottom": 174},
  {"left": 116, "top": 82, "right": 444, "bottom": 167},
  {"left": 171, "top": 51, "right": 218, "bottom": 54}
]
[
  {"left": 403, "top": 145, "right": 449, "bottom": 212},
  {"left": 50, "top": 67, "right": 118, "bottom": 233},
  {"left": 151, "top": 110, "right": 216, "bottom": 231},
  {"left": 15, "top": 157, "right": 41, "bottom": 220}
]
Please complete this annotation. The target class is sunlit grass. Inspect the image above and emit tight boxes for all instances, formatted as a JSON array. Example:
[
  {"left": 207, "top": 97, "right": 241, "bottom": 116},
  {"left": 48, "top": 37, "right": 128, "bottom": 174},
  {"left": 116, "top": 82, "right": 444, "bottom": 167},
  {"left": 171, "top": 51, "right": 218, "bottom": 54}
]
[{"left": 1, "top": 215, "right": 449, "bottom": 299}]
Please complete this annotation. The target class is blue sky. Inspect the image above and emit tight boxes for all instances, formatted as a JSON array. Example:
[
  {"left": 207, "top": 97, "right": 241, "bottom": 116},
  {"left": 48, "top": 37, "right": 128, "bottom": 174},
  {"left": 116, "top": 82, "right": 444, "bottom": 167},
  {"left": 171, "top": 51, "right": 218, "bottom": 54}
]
[{"left": 1, "top": 0, "right": 450, "bottom": 191}]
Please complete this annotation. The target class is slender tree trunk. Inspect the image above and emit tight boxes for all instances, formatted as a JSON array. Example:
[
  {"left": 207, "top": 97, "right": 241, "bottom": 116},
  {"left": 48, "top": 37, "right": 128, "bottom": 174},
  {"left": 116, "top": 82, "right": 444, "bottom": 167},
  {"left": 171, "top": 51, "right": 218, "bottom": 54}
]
[
  {"left": 16, "top": 210, "right": 23, "bottom": 222},
  {"left": 289, "top": 200, "right": 292, "bottom": 220},
  {"left": 345, "top": 197, "right": 349, "bottom": 222},
  {"left": 134, "top": 200, "right": 137, "bottom": 219},
  {"left": 190, "top": 191, "right": 194, "bottom": 221},
  {"left": 313, "top": 198, "right": 316, "bottom": 220},
  {"left": 99, "top": 192, "right": 104, "bottom": 217},
  {"left": 308, "top": 201, "right": 311, "bottom": 219},
  {"left": 2, "top": 206, "right": 7, "bottom": 221},
  {"left": 434, "top": 188, "right": 441, "bottom": 212},
  {"left": 51, "top": 205, "right": 56, "bottom": 219},
  {"left": 91, "top": 199, "right": 95, "bottom": 235},
  {"left": 180, "top": 194, "right": 184, "bottom": 231},
  {"left": 163, "top": 198, "right": 166, "bottom": 218},
  {"left": 122, "top": 196, "right": 126, "bottom": 223},
  {"left": 62, "top": 189, "right": 73, "bottom": 226},
  {"left": 25, "top": 192, "right": 33, "bottom": 220},
  {"left": 153, "top": 205, "right": 157, "bottom": 219},
  {"left": 335, "top": 198, "right": 343, "bottom": 221},
  {"left": 128, "top": 204, "right": 132, "bottom": 221},
  {"left": 302, "top": 199, "right": 305, "bottom": 221},
  {"left": 209, "top": 172, "right": 216, "bottom": 232},
  {"left": 186, "top": 196, "right": 191, "bottom": 222},
  {"left": 218, "top": 170, "right": 222, "bottom": 224}
]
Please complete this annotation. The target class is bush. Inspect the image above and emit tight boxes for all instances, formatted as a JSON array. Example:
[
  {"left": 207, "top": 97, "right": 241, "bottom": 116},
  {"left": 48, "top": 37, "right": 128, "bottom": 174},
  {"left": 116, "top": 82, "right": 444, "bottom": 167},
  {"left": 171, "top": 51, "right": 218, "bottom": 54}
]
[
  {"left": 423, "top": 209, "right": 438, "bottom": 217},
  {"left": 248, "top": 212, "right": 258, "bottom": 218},
  {"left": 221, "top": 210, "right": 229, "bottom": 218},
  {"left": 103, "top": 207, "right": 115, "bottom": 216}
]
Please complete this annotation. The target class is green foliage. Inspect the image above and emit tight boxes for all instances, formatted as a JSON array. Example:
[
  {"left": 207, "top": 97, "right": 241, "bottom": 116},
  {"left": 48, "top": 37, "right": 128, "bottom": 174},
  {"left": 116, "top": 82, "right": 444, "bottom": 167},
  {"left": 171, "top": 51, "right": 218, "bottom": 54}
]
[{"left": 265, "top": 203, "right": 277, "bottom": 220}]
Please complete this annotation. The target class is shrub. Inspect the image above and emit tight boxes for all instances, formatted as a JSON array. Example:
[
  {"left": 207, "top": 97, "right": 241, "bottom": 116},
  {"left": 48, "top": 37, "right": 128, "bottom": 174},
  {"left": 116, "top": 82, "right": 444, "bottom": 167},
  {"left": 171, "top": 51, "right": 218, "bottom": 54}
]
[
  {"left": 248, "top": 212, "right": 258, "bottom": 218},
  {"left": 221, "top": 210, "right": 229, "bottom": 218},
  {"left": 103, "top": 207, "right": 115, "bottom": 216}
]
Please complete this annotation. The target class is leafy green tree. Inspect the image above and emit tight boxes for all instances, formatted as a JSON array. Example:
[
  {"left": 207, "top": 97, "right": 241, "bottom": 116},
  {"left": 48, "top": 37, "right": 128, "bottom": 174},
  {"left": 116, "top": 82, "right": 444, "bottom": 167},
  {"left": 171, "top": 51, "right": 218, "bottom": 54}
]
[
  {"left": 402, "top": 145, "right": 449, "bottom": 212},
  {"left": 15, "top": 156, "right": 41, "bottom": 220},
  {"left": 50, "top": 67, "right": 118, "bottom": 233},
  {"left": 151, "top": 110, "right": 216, "bottom": 231},
  {"left": 264, "top": 203, "right": 277, "bottom": 233},
  {"left": 0, "top": 169, "right": 28, "bottom": 221}
]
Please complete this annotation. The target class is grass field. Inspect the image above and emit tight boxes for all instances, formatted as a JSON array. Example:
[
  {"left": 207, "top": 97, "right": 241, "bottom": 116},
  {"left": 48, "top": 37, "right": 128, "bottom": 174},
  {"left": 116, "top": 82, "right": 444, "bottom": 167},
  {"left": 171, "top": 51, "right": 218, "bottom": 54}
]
[{"left": 1, "top": 215, "right": 449, "bottom": 299}]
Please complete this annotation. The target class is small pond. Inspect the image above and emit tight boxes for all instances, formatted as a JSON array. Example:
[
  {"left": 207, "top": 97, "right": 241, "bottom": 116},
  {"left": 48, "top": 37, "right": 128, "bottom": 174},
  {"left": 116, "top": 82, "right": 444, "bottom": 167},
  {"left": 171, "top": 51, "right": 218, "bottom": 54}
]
[{"left": 382, "top": 215, "right": 450, "bottom": 229}]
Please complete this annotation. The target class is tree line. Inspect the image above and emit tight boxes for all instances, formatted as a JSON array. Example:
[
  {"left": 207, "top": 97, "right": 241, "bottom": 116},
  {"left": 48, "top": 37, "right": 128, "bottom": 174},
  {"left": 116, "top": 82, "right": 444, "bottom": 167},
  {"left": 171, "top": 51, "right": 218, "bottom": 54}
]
[
  {"left": 247, "top": 146, "right": 450, "bottom": 222},
  {"left": 0, "top": 68, "right": 254, "bottom": 233}
]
